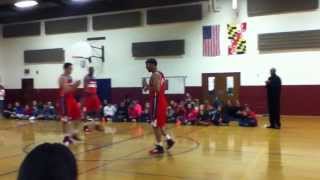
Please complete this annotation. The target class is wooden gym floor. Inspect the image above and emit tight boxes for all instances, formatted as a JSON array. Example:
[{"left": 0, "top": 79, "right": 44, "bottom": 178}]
[{"left": 0, "top": 116, "right": 319, "bottom": 180}]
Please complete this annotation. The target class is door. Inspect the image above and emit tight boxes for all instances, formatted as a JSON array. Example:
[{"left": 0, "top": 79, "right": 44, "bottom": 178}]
[
  {"left": 22, "top": 79, "right": 34, "bottom": 104},
  {"left": 202, "top": 73, "right": 240, "bottom": 104}
]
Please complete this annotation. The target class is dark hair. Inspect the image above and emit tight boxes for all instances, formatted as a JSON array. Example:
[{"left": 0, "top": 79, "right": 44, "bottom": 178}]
[
  {"left": 18, "top": 143, "right": 78, "bottom": 180},
  {"left": 145, "top": 58, "right": 157, "bottom": 66},
  {"left": 63, "top": 63, "right": 73, "bottom": 69}
]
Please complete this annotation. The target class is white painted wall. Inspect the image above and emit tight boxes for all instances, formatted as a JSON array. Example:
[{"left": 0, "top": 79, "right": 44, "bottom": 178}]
[{"left": 0, "top": 0, "right": 320, "bottom": 89}]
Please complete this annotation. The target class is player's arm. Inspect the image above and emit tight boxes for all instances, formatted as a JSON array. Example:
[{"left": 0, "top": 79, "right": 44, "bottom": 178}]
[
  {"left": 59, "top": 77, "right": 80, "bottom": 93},
  {"left": 142, "top": 78, "right": 149, "bottom": 91}
]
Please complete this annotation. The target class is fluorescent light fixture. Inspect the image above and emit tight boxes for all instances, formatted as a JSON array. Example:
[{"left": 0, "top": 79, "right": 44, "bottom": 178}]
[
  {"left": 232, "top": 0, "right": 238, "bottom": 10},
  {"left": 71, "top": 0, "right": 91, "bottom": 2},
  {"left": 14, "top": 0, "right": 38, "bottom": 8}
]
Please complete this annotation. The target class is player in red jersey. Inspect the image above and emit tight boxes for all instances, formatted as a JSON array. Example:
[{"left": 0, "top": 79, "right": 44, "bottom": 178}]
[
  {"left": 143, "top": 58, "right": 175, "bottom": 154},
  {"left": 82, "top": 67, "right": 104, "bottom": 133},
  {"left": 59, "top": 63, "right": 82, "bottom": 145}
]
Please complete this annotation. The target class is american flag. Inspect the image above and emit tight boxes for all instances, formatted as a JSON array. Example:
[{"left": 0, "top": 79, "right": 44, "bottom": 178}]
[{"left": 203, "top": 25, "right": 220, "bottom": 56}]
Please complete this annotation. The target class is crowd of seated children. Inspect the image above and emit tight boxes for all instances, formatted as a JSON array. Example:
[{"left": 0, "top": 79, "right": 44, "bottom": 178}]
[
  {"left": 3, "top": 101, "right": 57, "bottom": 121},
  {"left": 164, "top": 93, "right": 258, "bottom": 127},
  {"left": 2, "top": 94, "right": 257, "bottom": 128}
]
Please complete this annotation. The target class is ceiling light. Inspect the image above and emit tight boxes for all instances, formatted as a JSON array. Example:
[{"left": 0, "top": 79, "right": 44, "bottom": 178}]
[
  {"left": 14, "top": 0, "right": 38, "bottom": 8},
  {"left": 71, "top": 0, "right": 91, "bottom": 3},
  {"left": 232, "top": 0, "right": 238, "bottom": 10}
]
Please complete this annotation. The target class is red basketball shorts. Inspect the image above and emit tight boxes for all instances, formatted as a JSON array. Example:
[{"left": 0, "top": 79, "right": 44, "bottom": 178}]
[
  {"left": 59, "top": 95, "right": 81, "bottom": 121},
  {"left": 83, "top": 94, "right": 101, "bottom": 113}
]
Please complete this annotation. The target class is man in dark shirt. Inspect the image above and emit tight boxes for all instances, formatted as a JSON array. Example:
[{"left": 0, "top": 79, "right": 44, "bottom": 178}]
[{"left": 266, "top": 68, "right": 282, "bottom": 129}]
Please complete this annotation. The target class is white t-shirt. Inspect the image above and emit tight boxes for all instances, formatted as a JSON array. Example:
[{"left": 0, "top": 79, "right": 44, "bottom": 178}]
[
  {"left": 0, "top": 89, "right": 5, "bottom": 101},
  {"left": 103, "top": 105, "right": 117, "bottom": 116}
]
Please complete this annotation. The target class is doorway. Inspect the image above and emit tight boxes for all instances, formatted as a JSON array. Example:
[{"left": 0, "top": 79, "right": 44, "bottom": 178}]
[
  {"left": 202, "top": 73, "right": 240, "bottom": 104},
  {"left": 22, "top": 79, "right": 34, "bottom": 104}
]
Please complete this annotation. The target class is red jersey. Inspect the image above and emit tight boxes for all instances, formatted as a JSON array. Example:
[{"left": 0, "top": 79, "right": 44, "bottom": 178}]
[
  {"left": 149, "top": 71, "right": 168, "bottom": 128},
  {"left": 59, "top": 74, "right": 74, "bottom": 97},
  {"left": 84, "top": 75, "right": 97, "bottom": 94}
]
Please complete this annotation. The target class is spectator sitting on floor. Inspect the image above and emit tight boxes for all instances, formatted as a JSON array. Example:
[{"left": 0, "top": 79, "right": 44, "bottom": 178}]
[
  {"left": 115, "top": 101, "right": 128, "bottom": 122},
  {"left": 140, "top": 102, "right": 150, "bottom": 122},
  {"left": 36, "top": 102, "right": 45, "bottom": 120},
  {"left": 22, "top": 105, "right": 33, "bottom": 120},
  {"left": 239, "top": 104, "right": 258, "bottom": 127},
  {"left": 222, "top": 100, "right": 234, "bottom": 122},
  {"left": 211, "top": 105, "right": 227, "bottom": 126},
  {"left": 28, "top": 101, "right": 37, "bottom": 121},
  {"left": 185, "top": 93, "right": 193, "bottom": 103},
  {"left": 43, "top": 102, "right": 57, "bottom": 120},
  {"left": 193, "top": 99, "right": 200, "bottom": 107},
  {"left": 213, "top": 97, "right": 223, "bottom": 109},
  {"left": 3, "top": 103, "right": 13, "bottom": 119},
  {"left": 233, "top": 100, "right": 245, "bottom": 119},
  {"left": 184, "top": 103, "right": 199, "bottom": 125},
  {"left": 167, "top": 105, "right": 176, "bottom": 123},
  {"left": 197, "top": 104, "right": 210, "bottom": 126},
  {"left": 12, "top": 102, "right": 24, "bottom": 119},
  {"left": 222, "top": 100, "right": 243, "bottom": 122},
  {"left": 128, "top": 100, "right": 142, "bottom": 122},
  {"left": 175, "top": 101, "right": 186, "bottom": 123},
  {"left": 103, "top": 101, "right": 117, "bottom": 122}
]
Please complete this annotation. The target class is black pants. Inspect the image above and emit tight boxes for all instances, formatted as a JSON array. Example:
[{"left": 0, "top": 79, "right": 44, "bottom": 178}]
[{"left": 267, "top": 95, "right": 281, "bottom": 127}]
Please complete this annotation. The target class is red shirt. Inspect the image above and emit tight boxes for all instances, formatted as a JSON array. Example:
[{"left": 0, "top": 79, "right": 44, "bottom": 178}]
[
  {"left": 84, "top": 74, "right": 97, "bottom": 94},
  {"left": 59, "top": 74, "right": 73, "bottom": 97}
]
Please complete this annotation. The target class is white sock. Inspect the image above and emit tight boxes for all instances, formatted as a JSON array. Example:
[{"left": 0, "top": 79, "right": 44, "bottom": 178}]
[
  {"left": 166, "top": 134, "right": 172, "bottom": 140},
  {"left": 156, "top": 142, "right": 163, "bottom": 147}
]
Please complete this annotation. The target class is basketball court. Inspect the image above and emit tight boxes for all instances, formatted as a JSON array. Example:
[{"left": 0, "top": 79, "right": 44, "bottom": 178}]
[{"left": 0, "top": 117, "right": 319, "bottom": 180}]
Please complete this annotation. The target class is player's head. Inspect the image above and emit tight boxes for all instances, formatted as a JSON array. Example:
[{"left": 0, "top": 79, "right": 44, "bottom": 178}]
[
  {"left": 17, "top": 143, "right": 78, "bottom": 180},
  {"left": 63, "top": 63, "right": 73, "bottom": 75},
  {"left": 145, "top": 58, "right": 157, "bottom": 72},
  {"left": 88, "top": 66, "right": 94, "bottom": 75}
]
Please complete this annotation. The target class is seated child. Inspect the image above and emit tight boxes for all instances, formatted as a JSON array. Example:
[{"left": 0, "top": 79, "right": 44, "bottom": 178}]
[
  {"left": 12, "top": 102, "right": 24, "bottom": 119},
  {"left": 115, "top": 102, "right": 128, "bottom": 122},
  {"left": 103, "top": 102, "right": 117, "bottom": 121},
  {"left": 43, "top": 102, "right": 57, "bottom": 120},
  {"left": 3, "top": 103, "right": 14, "bottom": 119},
  {"left": 211, "top": 106, "right": 228, "bottom": 126},
  {"left": 140, "top": 102, "right": 151, "bottom": 122},
  {"left": 128, "top": 101, "right": 142, "bottom": 122},
  {"left": 239, "top": 104, "right": 258, "bottom": 127},
  {"left": 184, "top": 103, "right": 199, "bottom": 125},
  {"left": 23, "top": 105, "right": 33, "bottom": 120}
]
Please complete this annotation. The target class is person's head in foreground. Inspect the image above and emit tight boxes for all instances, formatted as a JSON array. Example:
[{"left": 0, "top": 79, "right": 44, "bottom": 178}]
[{"left": 17, "top": 143, "right": 77, "bottom": 180}]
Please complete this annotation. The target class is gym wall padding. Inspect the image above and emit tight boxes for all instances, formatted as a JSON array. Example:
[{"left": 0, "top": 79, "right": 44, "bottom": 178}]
[
  {"left": 45, "top": 17, "right": 88, "bottom": 35},
  {"left": 258, "top": 30, "right": 320, "bottom": 51},
  {"left": 93, "top": 11, "right": 142, "bottom": 30},
  {"left": 24, "top": 48, "right": 65, "bottom": 64},
  {"left": 3, "top": 22, "right": 41, "bottom": 38},
  {"left": 132, "top": 40, "right": 185, "bottom": 57},
  {"left": 247, "top": 0, "right": 318, "bottom": 17},
  {"left": 147, "top": 4, "right": 202, "bottom": 24}
]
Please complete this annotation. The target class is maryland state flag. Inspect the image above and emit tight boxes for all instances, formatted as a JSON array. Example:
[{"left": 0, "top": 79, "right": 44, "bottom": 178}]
[{"left": 227, "top": 22, "right": 247, "bottom": 55}]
